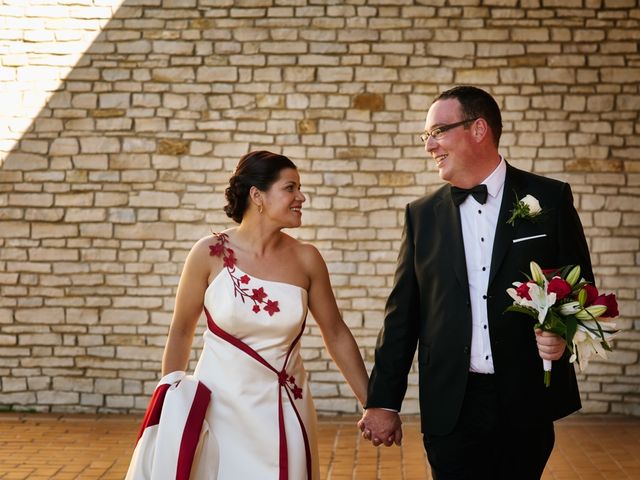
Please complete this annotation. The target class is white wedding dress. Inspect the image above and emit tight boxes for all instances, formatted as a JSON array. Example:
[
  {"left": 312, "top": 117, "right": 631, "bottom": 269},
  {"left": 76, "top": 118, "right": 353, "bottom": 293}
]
[{"left": 126, "top": 234, "right": 320, "bottom": 479}]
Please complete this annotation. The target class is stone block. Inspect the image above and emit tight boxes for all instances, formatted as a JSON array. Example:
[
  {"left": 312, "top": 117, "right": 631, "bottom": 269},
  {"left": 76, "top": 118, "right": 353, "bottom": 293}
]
[
  {"left": 1, "top": 377, "right": 26, "bottom": 392},
  {"left": 95, "top": 379, "right": 122, "bottom": 394},
  {"left": 80, "top": 223, "right": 114, "bottom": 238},
  {"left": 67, "top": 309, "right": 99, "bottom": 325},
  {"left": 157, "top": 139, "right": 189, "bottom": 155},
  {"left": 3, "top": 153, "right": 47, "bottom": 171},
  {"left": 19, "top": 333, "right": 62, "bottom": 345},
  {"left": 14, "top": 308, "right": 65, "bottom": 325},
  {"left": 36, "top": 391, "right": 79, "bottom": 404},
  {"left": 79, "top": 137, "right": 120, "bottom": 154},
  {"left": 100, "top": 309, "right": 148, "bottom": 325},
  {"left": 129, "top": 191, "right": 180, "bottom": 208},
  {"left": 0, "top": 222, "right": 29, "bottom": 237},
  {"left": 152, "top": 67, "right": 195, "bottom": 83},
  {"left": 80, "top": 393, "right": 104, "bottom": 406},
  {"left": 0, "top": 392, "right": 36, "bottom": 405},
  {"left": 55, "top": 192, "right": 94, "bottom": 207},
  {"left": 53, "top": 377, "right": 94, "bottom": 392},
  {"left": 31, "top": 224, "right": 78, "bottom": 239},
  {"left": 117, "top": 40, "right": 152, "bottom": 54},
  {"left": 354, "top": 67, "right": 398, "bottom": 82},
  {"left": 49, "top": 138, "right": 79, "bottom": 156},
  {"left": 106, "top": 395, "right": 134, "bottom": 408},
  {"left": 0, "top": 334, "right": 17, "bottom": 346},
  {"left": 133, "top": 118, "right": 167, "bottom": 134},
  {"left": 153, "top": 40, "right": 194, "bottom": 55},
  {"left": 117, "top": 346, "right": 164, "bottom": 361},
  {"left": 353, "top": 93, "right": 384, "bottom": 111},
  {"left": 196, "top": 67, "right": 238, "bottom": 82},
  {"left": 536, "top": 68, "right": 575, "bottom": 84},
  {"left": 455, "top": 69, "right": 499, "bottom": 85},
  {"left": 65, "top": 208, "right": 107, "bottom": 223}
]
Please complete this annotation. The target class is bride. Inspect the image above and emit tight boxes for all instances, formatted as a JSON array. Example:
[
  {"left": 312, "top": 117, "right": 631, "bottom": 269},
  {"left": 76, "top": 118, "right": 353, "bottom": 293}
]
[{"left": 126, "top": 150, "right": 368, "bottom": 479}]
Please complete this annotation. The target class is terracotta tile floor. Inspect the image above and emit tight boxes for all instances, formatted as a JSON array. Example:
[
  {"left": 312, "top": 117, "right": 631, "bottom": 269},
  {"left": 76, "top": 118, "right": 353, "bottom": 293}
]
[{"left": 0, "top": 413, "right": 638, "bottom": 479}]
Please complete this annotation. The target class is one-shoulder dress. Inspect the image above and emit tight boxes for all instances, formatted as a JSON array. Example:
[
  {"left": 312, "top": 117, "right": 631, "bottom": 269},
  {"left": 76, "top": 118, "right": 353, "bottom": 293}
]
[{"left": 126, "top": 233, "right": 320, "bottom": 480}]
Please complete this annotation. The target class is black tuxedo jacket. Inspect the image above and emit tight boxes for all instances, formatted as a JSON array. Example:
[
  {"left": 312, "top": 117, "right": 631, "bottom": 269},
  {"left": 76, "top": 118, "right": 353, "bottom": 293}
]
[{"left": 366, "top": 163, "right": 593, "bottom": 436}]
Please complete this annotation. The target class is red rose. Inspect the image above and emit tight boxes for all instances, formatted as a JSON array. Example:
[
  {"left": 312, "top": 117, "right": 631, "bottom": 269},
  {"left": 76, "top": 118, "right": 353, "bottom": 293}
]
[
  {"left": 592, "top": 293, "right": 619, "bottom": 318},
  {"left": 547, "top": 277, "right": 572, "bottom": 300},
  {"left": 515, "top": 282, "right": 532, "bottom": 300},
  {"left": 582, "top": 284, "right": 599, "bottom": 306}
]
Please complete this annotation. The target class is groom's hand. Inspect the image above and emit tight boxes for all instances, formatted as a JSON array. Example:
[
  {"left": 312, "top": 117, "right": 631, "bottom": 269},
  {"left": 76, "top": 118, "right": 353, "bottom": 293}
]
[
  {"left": 357, "top": 408, "right": 402, "bottom": 447},
  {"left": 535, "top": 329, "right": 566, "bottom": 361}
]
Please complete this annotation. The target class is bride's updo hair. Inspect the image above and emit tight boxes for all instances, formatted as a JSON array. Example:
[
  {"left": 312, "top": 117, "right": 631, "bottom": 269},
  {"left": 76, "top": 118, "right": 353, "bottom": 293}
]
[{"left": 224, "top": 150, "right": 297, "bottom": 223}]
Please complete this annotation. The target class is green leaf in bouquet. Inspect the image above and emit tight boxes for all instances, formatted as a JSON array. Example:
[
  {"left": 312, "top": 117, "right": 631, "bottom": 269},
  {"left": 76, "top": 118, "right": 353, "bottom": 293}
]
[
  {"left": 541, "top": 309, "right": 567, "bottom": 336},
  {"left": 564, "top": 316, "right": 578, "bottom": 351},
  {"left": 505, "top": 305, "right": 538, "bottom": 319}
]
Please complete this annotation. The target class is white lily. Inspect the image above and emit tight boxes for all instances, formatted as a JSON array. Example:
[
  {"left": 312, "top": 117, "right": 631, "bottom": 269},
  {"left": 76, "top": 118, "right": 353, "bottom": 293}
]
[
  {"left": 558, "top": 301, "right": 581, "bottom": 316},
  {"left": 527, "top": 282, "right": 556, "bottom": 324},
  {"left": 569, "top": 321, "right": 617, "bottom": 371}
]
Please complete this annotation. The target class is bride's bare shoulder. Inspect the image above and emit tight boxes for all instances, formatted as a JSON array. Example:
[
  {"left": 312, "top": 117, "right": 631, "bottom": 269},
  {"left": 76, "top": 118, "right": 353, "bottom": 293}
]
[
  {"left": 286, "top": 236, "right": 326, "bottom": 273},
  {"left": 190, "top": 229, "right": 236, "bottom": 261}
]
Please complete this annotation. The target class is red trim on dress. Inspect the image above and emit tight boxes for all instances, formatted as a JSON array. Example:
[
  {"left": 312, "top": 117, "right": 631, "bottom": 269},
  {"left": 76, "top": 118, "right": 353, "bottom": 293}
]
[
  {"left": 204, "top": 306, "right": 311, "bottom": 480},
  {"left": 176, "top": 381, "right": 212, "bottom": 480},
  {"left": 135, "top": 383, "right": 170, "bottom": 444}
]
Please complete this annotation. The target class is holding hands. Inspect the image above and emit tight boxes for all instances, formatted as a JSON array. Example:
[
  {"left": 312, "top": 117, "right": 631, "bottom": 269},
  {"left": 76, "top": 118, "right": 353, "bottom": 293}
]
[{"left": 357, "top": 408, "right": 403, "bottom": 447}]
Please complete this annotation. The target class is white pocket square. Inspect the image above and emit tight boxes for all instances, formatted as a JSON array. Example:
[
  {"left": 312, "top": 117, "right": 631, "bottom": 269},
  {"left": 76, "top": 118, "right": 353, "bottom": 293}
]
[{"left": 513, "top": 234, "right": 547, "bottom": 244}]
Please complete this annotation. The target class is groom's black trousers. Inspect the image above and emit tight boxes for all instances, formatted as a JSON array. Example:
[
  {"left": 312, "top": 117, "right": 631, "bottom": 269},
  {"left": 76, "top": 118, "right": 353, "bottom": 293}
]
[{"left": 423, "top": 372, "right": 555, "bottom": 480}]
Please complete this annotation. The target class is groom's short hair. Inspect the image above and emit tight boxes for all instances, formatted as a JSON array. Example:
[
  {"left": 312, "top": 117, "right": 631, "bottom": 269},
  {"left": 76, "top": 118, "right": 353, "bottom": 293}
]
[{"left": 434, "top": 86, "right": 503, "bottom": 148}]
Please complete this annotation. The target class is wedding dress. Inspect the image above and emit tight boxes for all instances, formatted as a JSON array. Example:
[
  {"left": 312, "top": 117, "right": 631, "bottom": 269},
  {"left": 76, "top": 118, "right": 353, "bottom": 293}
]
[{"left": 126, "top": 233, "right": 320, "bottom": 479}]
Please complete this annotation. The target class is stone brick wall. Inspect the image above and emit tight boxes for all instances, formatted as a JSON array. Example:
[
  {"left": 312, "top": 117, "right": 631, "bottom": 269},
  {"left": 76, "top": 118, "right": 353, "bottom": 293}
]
[{"left": 1, "top": 0, "right": 638, "bottom": 416}]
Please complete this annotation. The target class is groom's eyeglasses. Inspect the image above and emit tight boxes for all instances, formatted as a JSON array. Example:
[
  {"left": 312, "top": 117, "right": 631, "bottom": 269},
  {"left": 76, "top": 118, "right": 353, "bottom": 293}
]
[{"left": 419, "top": 117, "right": 479, "bottom": 144}]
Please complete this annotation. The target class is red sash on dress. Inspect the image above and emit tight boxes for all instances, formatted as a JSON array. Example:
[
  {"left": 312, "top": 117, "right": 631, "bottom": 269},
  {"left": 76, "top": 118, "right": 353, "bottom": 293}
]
[{"left": 204, "top": 306, "right": 312, "bottom": 480}]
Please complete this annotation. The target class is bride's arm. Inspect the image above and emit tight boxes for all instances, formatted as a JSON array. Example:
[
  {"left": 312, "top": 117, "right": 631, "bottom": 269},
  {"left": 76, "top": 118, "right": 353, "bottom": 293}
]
[
  {"left": 304, "top": 245, "right": 369, "bottom": 407},
  {"left": 161, "top": 239, "right": 212, "bottom": 376}
]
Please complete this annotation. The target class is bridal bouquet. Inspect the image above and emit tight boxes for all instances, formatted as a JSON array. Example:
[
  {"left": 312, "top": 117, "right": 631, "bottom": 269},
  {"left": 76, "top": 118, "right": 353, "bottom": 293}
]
[{"left": 506, "top": 261, "right": 619, "bottom": 387}]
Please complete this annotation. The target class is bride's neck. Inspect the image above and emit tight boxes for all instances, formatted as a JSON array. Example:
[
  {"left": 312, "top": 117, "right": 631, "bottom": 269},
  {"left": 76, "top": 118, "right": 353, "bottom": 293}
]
[{"left": 233, "top": 223, "right": 283, "bottom": 257}]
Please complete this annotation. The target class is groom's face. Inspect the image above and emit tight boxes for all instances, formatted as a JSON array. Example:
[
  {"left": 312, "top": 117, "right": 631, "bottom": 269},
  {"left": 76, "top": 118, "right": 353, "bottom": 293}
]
[{"left": 424, "top": 98, "right": 479, "bottom": 188}]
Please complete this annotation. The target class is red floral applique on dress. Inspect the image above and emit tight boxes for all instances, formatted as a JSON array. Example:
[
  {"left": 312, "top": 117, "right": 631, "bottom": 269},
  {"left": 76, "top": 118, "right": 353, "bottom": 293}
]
[
  {"left": 264, "top": 299, "right": 280, "bottom": 316},
  {"left": 278, "top": 371, "right": 303, "bottom": 400},
  {"left": 209, "top": 232, "right": 281, "bottom": 317}
]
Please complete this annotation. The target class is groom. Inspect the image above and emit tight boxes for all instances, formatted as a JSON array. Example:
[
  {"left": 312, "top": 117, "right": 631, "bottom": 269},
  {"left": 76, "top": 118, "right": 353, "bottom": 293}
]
[{"left": 359, "top": 86, "right": 593, "bottom": 479}]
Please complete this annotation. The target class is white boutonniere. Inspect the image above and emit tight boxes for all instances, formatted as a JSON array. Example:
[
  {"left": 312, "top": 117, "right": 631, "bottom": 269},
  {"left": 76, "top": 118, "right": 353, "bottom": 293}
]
[{"left": 507, "top": 194, "right": 542, "bottom": 226}]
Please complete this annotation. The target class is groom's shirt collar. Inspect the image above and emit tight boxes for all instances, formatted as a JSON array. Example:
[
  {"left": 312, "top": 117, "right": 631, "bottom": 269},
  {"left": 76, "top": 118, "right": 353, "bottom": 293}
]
[{"left": 480, "top": 156, "right": 507, "bottom": 200}]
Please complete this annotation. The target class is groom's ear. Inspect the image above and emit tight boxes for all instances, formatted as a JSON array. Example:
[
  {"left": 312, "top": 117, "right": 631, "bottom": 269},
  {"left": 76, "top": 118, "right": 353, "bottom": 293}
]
[{"left": 472, "top": 118, "right": 490, "bottom": 144}]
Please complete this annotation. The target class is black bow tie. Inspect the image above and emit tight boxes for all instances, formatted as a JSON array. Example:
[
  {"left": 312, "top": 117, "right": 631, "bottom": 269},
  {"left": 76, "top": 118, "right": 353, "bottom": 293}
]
[{"left": 451, "top": 184, "right": 488, "bottom": 206}]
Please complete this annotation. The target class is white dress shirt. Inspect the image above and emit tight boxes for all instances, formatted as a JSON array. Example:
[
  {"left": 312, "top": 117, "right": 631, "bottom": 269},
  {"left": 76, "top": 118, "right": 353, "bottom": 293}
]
[{"left": 458, "top": 158, "right": 506, "bottom": 374}]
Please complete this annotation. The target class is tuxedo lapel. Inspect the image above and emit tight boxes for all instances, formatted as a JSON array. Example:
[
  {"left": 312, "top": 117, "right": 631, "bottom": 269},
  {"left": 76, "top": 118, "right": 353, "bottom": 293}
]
[
  {"left": 489, "top": 164, "right": 525, "bottom": 286},
  {"left": 436, "top": 186, "right": 469, "bottom": 290}
]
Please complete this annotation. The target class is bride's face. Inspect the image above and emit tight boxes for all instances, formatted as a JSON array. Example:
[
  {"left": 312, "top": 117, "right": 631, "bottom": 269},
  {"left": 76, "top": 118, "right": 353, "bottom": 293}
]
[{"left": 262, "top": 168, "right": 306, "bottom": 228}]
